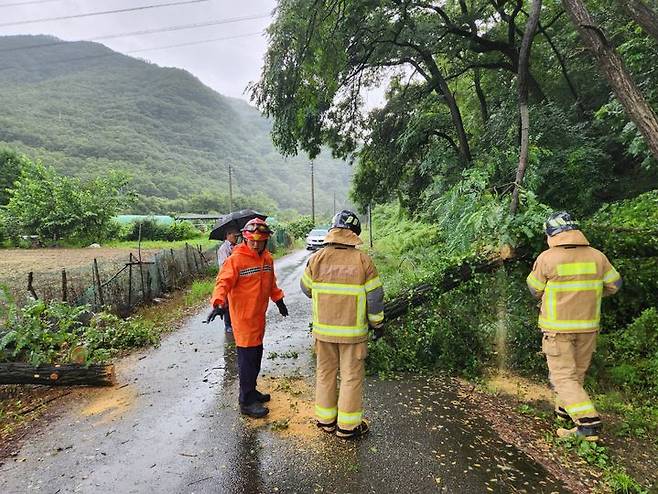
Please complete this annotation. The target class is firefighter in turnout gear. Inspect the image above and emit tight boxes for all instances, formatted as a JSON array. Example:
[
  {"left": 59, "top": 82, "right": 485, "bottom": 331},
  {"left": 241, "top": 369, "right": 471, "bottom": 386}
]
[
  {"left": 527, "top": 211, "right": 622, "bottom": 441},
  {"left": 300, "top": 210, "right": 384, "bottom": 439},
  {"left": 207, "top": 218, "right": 288, "bottom": 418}
]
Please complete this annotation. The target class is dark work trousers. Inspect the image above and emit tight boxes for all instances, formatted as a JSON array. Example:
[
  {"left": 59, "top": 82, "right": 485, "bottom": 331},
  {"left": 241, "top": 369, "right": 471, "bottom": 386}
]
[
  {"left": 237, "top": 345, "right": 263, "bottom": 405},
  {"left": 224, "top": 302, "right": 232, "bottom": 331}
]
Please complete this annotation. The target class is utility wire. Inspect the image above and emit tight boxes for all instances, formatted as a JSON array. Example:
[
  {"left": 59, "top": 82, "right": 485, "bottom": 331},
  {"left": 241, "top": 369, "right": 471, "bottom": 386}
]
[
  {"left": 0, "top": 0, "right": 66, "bottom": 8},
  {"left": 0, "top": 13, "right": 271, "bottom": 53},
  {"left": 0, "top": 0, "right": 208, "bottom": 27},
  {"left": 126, "top": 31, "right": 262, "bottom": 53},
  {"left": 0, "top": 31, "right": 263, "bottom": 71}
]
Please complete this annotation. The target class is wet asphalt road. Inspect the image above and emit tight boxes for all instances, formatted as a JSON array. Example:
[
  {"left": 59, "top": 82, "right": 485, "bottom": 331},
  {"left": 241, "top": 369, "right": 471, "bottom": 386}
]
[{"left": 0, "top": 249, "right": 568, "bottom": 493}]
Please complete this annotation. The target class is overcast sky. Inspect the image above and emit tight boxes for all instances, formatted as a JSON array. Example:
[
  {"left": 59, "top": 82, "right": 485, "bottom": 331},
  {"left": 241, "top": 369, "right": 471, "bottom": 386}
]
[{"left": 0, "top": 0, "right": 279, "bottom": 100}]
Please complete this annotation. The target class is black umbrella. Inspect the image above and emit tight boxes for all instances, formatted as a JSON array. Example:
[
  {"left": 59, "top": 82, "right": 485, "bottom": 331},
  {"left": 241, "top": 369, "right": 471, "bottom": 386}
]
[{"left": 209, "top": 209, "right": 268, "bottom": 240}]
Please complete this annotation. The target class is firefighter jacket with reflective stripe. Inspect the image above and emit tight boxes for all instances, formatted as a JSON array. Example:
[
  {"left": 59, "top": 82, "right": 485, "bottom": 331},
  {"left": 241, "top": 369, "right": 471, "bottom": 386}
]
[
  {"left": 211, "top": 243, "right": 284, "bottom": 347},
  {"left": 527, "top": 230, "right": 621, "bottom": 333},
  {"left": 300, "top": 228, "right": 384, "bottom": 344}
]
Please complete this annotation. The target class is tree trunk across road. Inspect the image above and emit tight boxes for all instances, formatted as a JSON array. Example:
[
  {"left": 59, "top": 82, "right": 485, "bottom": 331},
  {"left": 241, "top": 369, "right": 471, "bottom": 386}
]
[{"left": 0, "top": 363, "right": 115, "bottom": 386}]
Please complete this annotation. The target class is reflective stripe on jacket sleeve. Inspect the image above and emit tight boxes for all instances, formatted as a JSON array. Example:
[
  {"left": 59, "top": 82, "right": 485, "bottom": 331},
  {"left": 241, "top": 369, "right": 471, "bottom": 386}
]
[{"left": 365, "top": 275, "right": 384, "bottom": 326}]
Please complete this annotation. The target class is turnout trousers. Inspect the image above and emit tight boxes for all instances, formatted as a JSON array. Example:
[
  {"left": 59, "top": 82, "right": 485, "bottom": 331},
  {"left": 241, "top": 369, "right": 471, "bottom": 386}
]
[
  {"left": 236, "top": 345, "right": 263, "bottom": 406},
  {"left": 542, "top": 332, "right": 601, "bottom": 426},
  {"left": 314, "top": 340, "right": 367, "bottom": 431}
]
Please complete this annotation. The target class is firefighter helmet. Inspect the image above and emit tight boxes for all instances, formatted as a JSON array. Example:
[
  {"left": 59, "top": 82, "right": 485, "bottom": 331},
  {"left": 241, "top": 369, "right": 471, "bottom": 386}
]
[
  {"left": 544, "top": 211, "right": 579, "bottom": 237},
  {"left": 242, "top": 218, "right": 273, "bottom": 241},
  {"left": 331, "top": 209, "right": 362, "bottom": 235}
]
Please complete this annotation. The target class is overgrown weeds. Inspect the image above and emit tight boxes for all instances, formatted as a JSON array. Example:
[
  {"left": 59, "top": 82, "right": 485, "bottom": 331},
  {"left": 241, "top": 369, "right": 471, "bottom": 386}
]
[
  {"left": 552, "top": 434, "right": 648, "bottom": 493},
  {"left": 0, "top": 295, "right": 160, "bottom": 365}
]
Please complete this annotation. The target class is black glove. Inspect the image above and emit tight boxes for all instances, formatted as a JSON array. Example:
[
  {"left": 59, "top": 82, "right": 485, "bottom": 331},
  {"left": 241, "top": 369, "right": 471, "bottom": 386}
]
[
  {"left": 371, "top": 326, "right": 384, "bottom": 342},
  {"left": 275, "top": 299, "right": 289, "bottom": 317},
  {"left": 204, "top": 305, "right": 225, "bottom": 324}
]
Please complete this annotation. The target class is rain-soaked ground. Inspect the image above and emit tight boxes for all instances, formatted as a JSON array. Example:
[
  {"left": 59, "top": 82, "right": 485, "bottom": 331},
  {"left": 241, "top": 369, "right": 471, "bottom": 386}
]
[{"left": 0, "top": 250, "right": 569, "bottom": 493}]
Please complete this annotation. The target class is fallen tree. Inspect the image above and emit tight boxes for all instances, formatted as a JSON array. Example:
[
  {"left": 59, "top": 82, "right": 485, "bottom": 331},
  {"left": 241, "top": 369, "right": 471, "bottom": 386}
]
[
  {"left": 0, "top": 362, "right": 115, "bottom": 386},
  {"left": 383, "top": 257, "right": 504, "bottom": 320}
]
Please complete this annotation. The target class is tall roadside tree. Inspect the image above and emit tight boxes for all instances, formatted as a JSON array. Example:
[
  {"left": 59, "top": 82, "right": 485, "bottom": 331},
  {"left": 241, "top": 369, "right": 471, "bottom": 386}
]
[
  {"left": 6, "top": 161, "right": 132, "bottom": 243},
  {"left": 615, "top": 0, "right": 658, "bottom": 41},
  {"left": 562, "top": 0, "right": 658, "bottom": 161},
  {"left": 0, "top": 148, "right": 28, "bottom": 206},
  {"left": 250, "top": 0, "right": 473, "bottom": 165},
  {"left": 510, "top": 0, "right": 543, "bottom": 215},
  {"left": 250, "top": 0, "right": 556, "bottom": 167}
]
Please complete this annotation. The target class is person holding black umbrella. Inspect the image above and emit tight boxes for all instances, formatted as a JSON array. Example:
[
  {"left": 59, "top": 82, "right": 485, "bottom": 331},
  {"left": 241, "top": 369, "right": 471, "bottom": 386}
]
[{"left": 216, "top": 227, "right": 240, "bottom": 334}]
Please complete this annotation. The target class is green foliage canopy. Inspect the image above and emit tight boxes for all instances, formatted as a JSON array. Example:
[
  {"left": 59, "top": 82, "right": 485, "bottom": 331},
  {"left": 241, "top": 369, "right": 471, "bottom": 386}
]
[
  {"left": 253, "top": 0, "right": 658, "bottom": 217},
  {"left": 4, "top": 159, "right": 132, "bottom": 243}
]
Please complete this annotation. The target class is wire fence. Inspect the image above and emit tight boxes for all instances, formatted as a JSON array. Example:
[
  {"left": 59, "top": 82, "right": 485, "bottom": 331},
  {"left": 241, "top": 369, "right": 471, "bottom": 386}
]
[{"left": 5, "top": 244, "right": 217, "bottom": 316}]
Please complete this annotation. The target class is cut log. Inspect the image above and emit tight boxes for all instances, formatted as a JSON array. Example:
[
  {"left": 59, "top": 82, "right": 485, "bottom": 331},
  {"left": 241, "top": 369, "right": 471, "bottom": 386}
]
[
  {"left": 0, "top": 363, "right": 115, "bottom": 386},
  {"left": 383, "top": 258, "right": 503, "bottom": 321}
]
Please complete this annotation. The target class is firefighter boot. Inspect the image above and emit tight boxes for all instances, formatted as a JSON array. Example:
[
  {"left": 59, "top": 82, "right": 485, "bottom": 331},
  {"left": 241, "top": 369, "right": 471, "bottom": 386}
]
[
  {"left": 556, "top": 422, "right": 601, "bottom": 442},
  {"left": 336, "top": 420, "right": 370, "bottom": 439},
  {"left": 316, "top": 420, "right": 337, "bottom": 433}
]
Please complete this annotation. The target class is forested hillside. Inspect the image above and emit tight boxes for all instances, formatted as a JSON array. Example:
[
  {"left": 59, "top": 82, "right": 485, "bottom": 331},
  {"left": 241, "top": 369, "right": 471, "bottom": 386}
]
[{"left": 0, "top": 35, "right": 351, "bottom": 215}]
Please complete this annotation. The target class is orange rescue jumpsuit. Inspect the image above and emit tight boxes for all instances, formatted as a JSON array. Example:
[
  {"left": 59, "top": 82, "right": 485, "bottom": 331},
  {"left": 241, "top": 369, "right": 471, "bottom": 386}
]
[{"left": 211, "top": 242, "right": 284, "bottom": 347}]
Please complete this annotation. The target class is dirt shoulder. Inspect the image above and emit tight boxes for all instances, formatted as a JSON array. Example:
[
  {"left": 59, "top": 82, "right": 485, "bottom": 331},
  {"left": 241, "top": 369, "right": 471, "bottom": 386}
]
[
  {"left": 0, "top": 283, "right": 211, "bottom": 464},
  {"left": 458, "top": 372, "right": 658, "bottom": 493}
]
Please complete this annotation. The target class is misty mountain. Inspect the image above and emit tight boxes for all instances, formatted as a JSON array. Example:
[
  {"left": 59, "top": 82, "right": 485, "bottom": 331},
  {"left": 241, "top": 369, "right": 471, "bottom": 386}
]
[{"left": 0, "top": 35, "right": 351, "bottom": 216}]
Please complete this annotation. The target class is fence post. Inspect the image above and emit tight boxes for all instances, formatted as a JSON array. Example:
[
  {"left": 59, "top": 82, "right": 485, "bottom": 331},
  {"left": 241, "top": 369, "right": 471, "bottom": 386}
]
[
  {"left": 61, "top": 268, "right": 67, "bottom": 302},
  {"left": 91, "top": 265, "right": 97, "bottom": 306},
  {"left": 154, "top": 255, "right": 164, "bottom": 296},
  {"left": 128, "top": 253, "right": 133, "bottom": 306},
  {"left": 170, "top": 249, "right": 177, "bottom": 289},
  {"left": 93, "top": 258, "right": 104, "bottom": 306},
  {"left": 146, "top": 269, "right": 152, "bottom": 302},
  {"left": 27, "top": 272, "right": 38, "bottom": 299},
  {"left": 184, "top": 243, "right": 193, "bottom": 276},
  {"left": 138, "top": 258, "right": 145, "bottom": 305}
]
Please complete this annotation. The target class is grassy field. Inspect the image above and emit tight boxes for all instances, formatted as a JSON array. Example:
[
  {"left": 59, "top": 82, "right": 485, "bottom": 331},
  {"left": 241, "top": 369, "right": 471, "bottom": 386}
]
[{"left": 103, "top": 237, "right": 218, "bottom": 250}]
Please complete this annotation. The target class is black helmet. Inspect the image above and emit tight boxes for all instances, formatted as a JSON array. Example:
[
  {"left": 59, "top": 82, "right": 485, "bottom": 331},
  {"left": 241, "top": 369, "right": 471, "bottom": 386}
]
[
  {"left": 331, "top": 209, "right": 361, "bottom": 235},
  {"left": 544, "top": 211, "right": 579, "bottom": 237}
]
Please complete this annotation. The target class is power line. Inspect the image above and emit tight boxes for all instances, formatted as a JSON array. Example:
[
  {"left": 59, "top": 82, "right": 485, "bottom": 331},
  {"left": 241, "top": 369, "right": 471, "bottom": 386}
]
[
  {"left": 0, "top": 0, "right": 208, "bottom": 28},
  {"left": 0, "top": 0, "right": 65, "bottom": 8},
  {"left": 0, "top": 13, "right": 271, "bottom": 53},
  {"left": 125, "top": 31, "right": 262, "bottom": 53}
]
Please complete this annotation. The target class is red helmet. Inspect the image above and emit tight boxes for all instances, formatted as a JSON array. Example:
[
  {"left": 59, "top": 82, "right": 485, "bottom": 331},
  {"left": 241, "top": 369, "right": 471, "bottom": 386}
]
[{"left": 242, "top": 218, "right": 273, "bottom": 241}]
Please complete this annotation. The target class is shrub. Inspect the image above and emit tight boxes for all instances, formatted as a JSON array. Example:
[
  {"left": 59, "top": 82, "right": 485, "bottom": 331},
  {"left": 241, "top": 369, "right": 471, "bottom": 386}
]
[
  {"left": 126, "top": 219, "right": 199, "bottom": 241},
  {"left": 163, "top": 221, "right": 199, "bottom": 241},
  {"left": 126, "top": 218, "right": 165, "bottom": 241},
  {"left": 596, "top": 308, "right": 658, "bottom": 399},
  {"left": 284, "top": 215, "right": 316, "bottom": 239},
  {"left": 0, "top": 300, "right": 88, "bottom": 365},
  {"left": 102, "top": 219, "right": 131, "bottom": 242},
  {"left": 84, "top": 312, "right": 159, "bottom": 358},
  {"left": 0, "top": 295, "right": 160, "bottom": 365}
]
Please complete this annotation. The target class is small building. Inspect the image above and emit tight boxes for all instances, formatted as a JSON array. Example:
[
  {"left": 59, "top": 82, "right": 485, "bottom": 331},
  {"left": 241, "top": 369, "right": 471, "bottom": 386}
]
[{"left": 174, "top": 213, "right": 222, "bottom": 229}]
